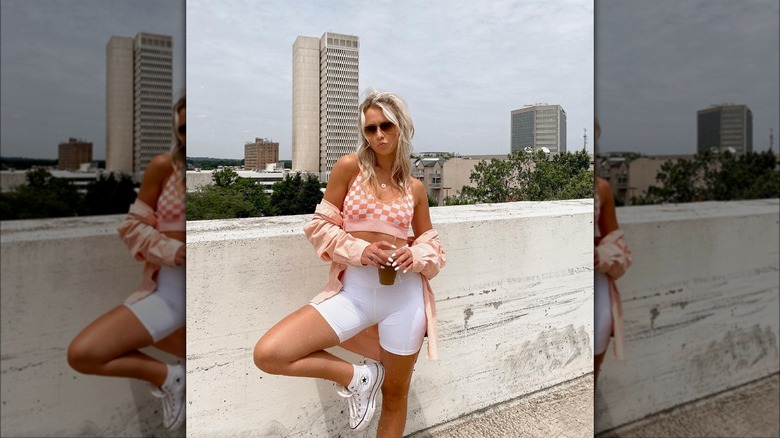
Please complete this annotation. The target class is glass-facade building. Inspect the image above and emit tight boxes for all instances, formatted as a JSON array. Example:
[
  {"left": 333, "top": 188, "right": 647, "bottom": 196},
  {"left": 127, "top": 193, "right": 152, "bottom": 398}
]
[
  {"left": 510, "top": 104, "right": 567, "bottom": 154},
  {"left": 697, "top": 104, "right": 753, "bottom": 155}
]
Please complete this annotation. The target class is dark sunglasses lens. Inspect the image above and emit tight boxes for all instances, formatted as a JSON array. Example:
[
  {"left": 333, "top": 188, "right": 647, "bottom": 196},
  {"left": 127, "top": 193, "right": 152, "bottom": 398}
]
[
  {"left": 364, "top": 125, "right": 377, "bottom": 134},
  {"left": 381, "top": 122, "right": 394, "bottom": 131},
  {"left": 178, "top": 125, "right": 186, "bottom": 135}
]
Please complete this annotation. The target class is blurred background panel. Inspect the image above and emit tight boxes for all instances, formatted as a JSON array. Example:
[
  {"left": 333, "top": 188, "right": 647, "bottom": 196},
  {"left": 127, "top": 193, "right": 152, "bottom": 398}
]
[{"left": 594, "top": 1, "right": 779, "bottom": 436}]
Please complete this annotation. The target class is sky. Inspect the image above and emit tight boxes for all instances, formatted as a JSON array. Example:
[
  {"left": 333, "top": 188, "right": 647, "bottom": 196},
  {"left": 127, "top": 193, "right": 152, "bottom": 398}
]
[
  {"left": 187, "top": 0, "right": 594, "bottom": 160},
  {"left": 596, "top": 0, "right": 779, "bottom": 155},
  {"left": 0, "top": 0, "right": 185, "bottom": 160}
]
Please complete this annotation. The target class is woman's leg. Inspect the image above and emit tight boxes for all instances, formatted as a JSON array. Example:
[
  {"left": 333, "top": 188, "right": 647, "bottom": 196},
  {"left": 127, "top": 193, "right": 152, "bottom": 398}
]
[
  {"left": 153, "top": 327, "right": 186, "bottom": 358},
  {"left": 67, "top": 305, "right": 167, "bottom": 387},
  {"left": 376, "top": 348, "right": 419, "bottom": 438},
  {"left": 254, "top": 305, "right": 354, "bottom": 387}
]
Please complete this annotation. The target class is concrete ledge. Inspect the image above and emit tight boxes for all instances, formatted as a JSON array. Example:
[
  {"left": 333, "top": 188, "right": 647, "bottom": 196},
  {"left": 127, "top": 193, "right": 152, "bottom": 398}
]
[
  {"left": 1, "top": 216, "right": 183, "bottom": 437},
  {"left": 185, "top": 200, "right": 594, "bottom": 437},
  {"left": 595, "top": 199, "right": 780, "bottom": 433}
]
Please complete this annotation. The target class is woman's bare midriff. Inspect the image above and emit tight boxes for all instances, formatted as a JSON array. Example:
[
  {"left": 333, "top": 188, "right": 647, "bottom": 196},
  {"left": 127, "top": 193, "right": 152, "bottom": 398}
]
[
  {"left": 348, "top": 231, "right": 404, "bottom": 247},
  {"left": 164, "top": 231, "right": 185, "bottom": 243}
]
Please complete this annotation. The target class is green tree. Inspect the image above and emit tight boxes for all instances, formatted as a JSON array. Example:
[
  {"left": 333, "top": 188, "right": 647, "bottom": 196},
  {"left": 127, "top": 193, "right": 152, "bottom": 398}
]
[
  {"left": 80, "top": 172, "right": 137, "bottom": 216},
  {"left": 446, "top": 150, "right": 593, "bottom": 204},
  {"left": 634, "top": 150, "right": 779, "bottom": 204},
  {"left": 427, "top": 193, "right": 438, "bottom": 207},
  {"left": 527, "top": 151, "right": 593, "bottom": 201},
  {"left": 212, "top": 168, "right": 240, "bottom": 188},
  {"left": 270, "top": 173, "right": 323, "bottom": 215},
  {"left": 186, "top": 185, "right": 257, "bottom": 220},
  {"left": 0, "top": 168, "right": 82, "bottom": 220},
  {"left": 233, "top": 178, "right": 272, "bottom": 216}
]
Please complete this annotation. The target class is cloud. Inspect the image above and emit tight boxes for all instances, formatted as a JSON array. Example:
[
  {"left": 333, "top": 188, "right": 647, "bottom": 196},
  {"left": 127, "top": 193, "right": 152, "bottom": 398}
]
[{"left": 187, "top": 0, "right": 594, "bottom": 159}]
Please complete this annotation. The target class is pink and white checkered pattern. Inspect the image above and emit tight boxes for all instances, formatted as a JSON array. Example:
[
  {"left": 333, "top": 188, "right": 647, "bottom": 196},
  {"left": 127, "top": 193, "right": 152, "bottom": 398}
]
[
  {"left": 342, "top": 170, "right": 413, "bottom": 230},
  {"left": 156, "top": 170, "right": 185, "bottom": 231}
]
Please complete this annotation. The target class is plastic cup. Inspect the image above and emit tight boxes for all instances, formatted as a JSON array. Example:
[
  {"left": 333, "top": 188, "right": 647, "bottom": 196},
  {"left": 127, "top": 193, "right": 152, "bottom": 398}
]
[{"left": 377, "top": 249, "right": 397, "bottom": 285}]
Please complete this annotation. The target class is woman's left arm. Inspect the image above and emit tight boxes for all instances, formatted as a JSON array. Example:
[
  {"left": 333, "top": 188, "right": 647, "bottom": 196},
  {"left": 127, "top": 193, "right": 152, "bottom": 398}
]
[{"left": 390, "top": 180, "right": 446, "bottom": 278}]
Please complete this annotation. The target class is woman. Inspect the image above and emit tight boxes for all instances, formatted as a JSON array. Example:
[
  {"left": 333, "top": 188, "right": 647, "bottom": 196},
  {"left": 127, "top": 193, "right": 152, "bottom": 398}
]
[
  {"left": 67, "top": 95, "right": 187, "bottom": 431},
  {"left": 254, "top": 89, "right": 445, "bottom": 437},
  {"left": 594, "top": 117, "right": 632, "bottom": 383}
]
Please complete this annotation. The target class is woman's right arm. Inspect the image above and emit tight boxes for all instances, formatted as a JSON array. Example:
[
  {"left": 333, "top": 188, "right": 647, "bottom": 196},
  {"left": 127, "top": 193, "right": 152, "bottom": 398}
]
[
  {"left": 303, "top": 154, "right": 377, "bottom": 266},
  {"left": 117, "top": 154, "right": 184, "bottom": 266},
  {"left": 597, "top": 177, "right": 619, "bottom": 237},
  {"left": 322, "top": 154, "right": 357, "bottom": 210}
]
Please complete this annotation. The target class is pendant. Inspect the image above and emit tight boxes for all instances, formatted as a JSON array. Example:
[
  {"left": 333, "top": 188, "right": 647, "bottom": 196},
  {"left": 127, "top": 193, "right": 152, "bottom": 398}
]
[{"left": 380, "top": 183, "right": 387, "bottom": 189}]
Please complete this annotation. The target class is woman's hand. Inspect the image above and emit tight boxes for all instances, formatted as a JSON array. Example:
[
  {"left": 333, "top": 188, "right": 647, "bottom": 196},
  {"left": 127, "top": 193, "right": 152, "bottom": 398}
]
[
  {"left": 361, "top": 241, "right": 396, "bottom": 268},
  {"left": 389, "top": 245, "right": 414, "bottom": 274}
]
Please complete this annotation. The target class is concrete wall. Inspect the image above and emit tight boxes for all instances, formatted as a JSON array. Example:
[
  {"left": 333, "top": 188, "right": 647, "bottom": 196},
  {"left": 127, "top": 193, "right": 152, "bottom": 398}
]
[
  {"left": 0, "top": 216, "right": 182, "bottom": 437},
  {"left": 5, "top": 199, "right": 771, "bottom": 436},
  {"left": 186, "top": 200, "right": 595, "bottom": 437},
  {"left": 595, "top": 199, "right": 780, "bottom": 433}
]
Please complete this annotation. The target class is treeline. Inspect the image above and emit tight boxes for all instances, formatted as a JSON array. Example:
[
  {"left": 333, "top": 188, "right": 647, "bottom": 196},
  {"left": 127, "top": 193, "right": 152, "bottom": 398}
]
[
  {"left": 187, "top": 157, "right": 244, "bottom": 170},
  {"left": 633, "top": 150, "right": 780, "bottom": 204},
  {"left": 1, "top": 157, "right": 107, "bottom": 170},
  {"left": 444, "top": 150, "right": 594, "bottom": 205},
  {"left": 2, "top": 157, "right": 58, "bottom": 170},
  {"left": 0, "top": 168, "right": 137, "bottom": 220},
  {"left": 187, "top": 168, "right": 323, "bottom": 220}
]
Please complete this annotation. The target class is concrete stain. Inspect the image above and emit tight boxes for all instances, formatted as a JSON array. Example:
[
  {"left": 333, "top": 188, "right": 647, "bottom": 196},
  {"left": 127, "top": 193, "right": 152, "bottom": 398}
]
[
  {"left": 464, "top": 307, "right": 474, "bottom": 328},
  {"left": 650, "top": 307, "right": 660, "bottom": 329},
  {"left": 485, "top": 301, "right": 503, "bottom": 309},
  {"left": 502, "top": 325, "right": 590, "bottom": 377},
  {"left": 689, "top": 325, "right": 779, "bottom": 388}
]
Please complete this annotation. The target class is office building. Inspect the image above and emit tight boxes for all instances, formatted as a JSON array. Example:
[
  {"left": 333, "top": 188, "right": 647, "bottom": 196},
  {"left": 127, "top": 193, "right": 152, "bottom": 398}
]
[
  {"left": 245, "top": 138, "right": 280, "bottom": 170},
  {"left": 511, "top": 104, "right": 567, "bottom": 154},
  {"left": 58, "top": 138, "right": 93, "bottom": 170},
  {"left": 292, "top": 32, "right": 359, "bottom": 179},
  {"left": 697, "top": 104, "right": 753, "bottom": 155},
  {"left": 106, "top": 32, "right": 173, "bottom": 180}
]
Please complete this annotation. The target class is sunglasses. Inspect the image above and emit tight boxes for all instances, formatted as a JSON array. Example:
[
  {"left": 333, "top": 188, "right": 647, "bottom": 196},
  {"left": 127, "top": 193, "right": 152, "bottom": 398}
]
[
  {"left": 177, "top": 124, "right": 186, "bottom": 135},
  {"left": 363, "top": 121, "right": 395, "bottom": 135}
]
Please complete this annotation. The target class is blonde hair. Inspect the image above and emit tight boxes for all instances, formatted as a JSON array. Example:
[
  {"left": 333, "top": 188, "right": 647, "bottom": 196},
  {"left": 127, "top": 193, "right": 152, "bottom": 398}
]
[
  {"left": 357, "top": 89, "right": 414, "bottom": 192},
  {"left": 170, "top": 94, "right": 186, "bottom": 180}
]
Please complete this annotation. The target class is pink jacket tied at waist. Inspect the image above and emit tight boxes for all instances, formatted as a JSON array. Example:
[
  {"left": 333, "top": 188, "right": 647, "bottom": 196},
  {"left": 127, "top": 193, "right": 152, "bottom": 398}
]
[
  {"left": 303, "top": 199, "right": 446, "bottom": 361},
  {"left": 117, "top": 198, "right": 184, "bottom": 304},
  {"left": 595, "top": 228, "right": 633, "bottom": 360}
]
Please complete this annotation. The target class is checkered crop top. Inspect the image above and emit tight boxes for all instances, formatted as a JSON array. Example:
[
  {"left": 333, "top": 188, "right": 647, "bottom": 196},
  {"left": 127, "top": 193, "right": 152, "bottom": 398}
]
[
  {"left": 342, "top": 165, "right": 414, "bottom": 241},
  {"left": 155, "top": 162, "right": 185, "bottom": 232}
]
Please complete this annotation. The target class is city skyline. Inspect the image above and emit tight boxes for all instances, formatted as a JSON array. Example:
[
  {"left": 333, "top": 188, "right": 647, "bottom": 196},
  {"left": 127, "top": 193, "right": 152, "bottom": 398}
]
[
  {"left": 596, "top": 0, "right": 779, "bottom": 155},
  {"left": 187, "top": 0, "right": 594, "bottom": 160},
  {"left": 0, "top": 0, "right": 185, "bottom": 160}
]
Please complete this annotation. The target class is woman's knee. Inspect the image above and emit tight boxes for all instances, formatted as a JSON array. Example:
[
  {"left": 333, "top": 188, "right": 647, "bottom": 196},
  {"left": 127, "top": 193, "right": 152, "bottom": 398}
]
[
  {"left": 381, "top": 382, "right": 411, "bottom": 412},
  {"left": 253, "top": 336, "right": 284, "bottom": 374},
  {"left": 67, "top": 337, "right": 99, "bottom": 374}
]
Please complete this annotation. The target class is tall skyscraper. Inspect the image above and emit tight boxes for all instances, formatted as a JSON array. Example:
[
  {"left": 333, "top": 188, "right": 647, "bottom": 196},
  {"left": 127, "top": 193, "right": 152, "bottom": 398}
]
[
  {"left": 511, "top": 104, "right": 567, "bottom": 154},
  {"left": 292, "top": 32, "right": 359, "bottom": 179},
  {"left": 106, "top": 32, "right": 173, "bottom": 180},
  {"left": 697, "top": 104, "right": 753, "bottom": 155},
  {"left": 245, "top": 137, "right": 280, "bottom": 170},
  {"left": 58, "top": 138, "right": 93, "bottom": 170}
]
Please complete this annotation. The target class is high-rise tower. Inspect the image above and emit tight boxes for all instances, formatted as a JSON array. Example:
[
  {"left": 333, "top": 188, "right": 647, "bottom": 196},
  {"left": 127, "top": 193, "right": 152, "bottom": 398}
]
[
  {"left": 697, "top": 104, "right": 753, "bottom": 155},
  {"left": 106, "top": 32, "right": 173, "bottom": 180},
  {"left": 292, "top": 32, "right": 359, "bottom": 180},
  {"left": 510, "top": 104, "right": 567, "bottom": 154}
]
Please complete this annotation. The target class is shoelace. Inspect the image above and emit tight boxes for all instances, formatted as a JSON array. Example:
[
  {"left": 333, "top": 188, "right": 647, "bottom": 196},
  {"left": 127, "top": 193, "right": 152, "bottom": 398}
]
[
  {"left": 348, "top": 393, "right": 359, "bottom": 425},
  {"left": 339, "top": 387, "right": 361, "bottom": 427}
]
